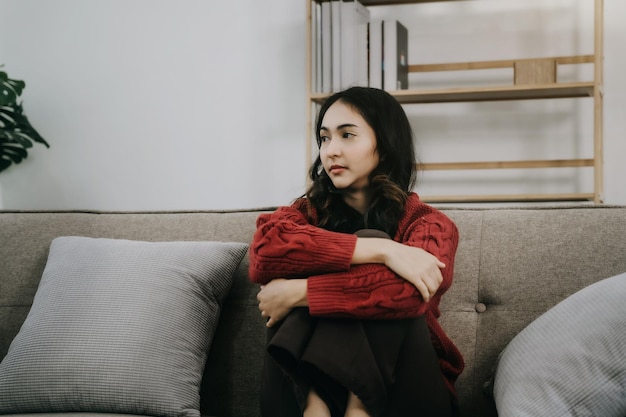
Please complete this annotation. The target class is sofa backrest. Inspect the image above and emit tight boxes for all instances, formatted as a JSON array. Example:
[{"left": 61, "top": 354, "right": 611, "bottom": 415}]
[
  {"left": 0, "top": 209, "right": 269, "bottom": 417},
  {"left": 1, "top": 205, "right": 625, "bottom": 417},
  {"left": 441, "top": 205, "right": 626, "bottom": 415}
]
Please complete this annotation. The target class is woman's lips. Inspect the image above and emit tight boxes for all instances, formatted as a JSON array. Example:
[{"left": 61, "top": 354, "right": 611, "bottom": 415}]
[{"left": 329, "top": 165, "right": 346, "bottom": 174}]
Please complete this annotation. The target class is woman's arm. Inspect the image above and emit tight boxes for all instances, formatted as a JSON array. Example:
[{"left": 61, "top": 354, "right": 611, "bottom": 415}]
[
  {"left": 307, "top": 212, "right": 458, "bottom": 319},
  {"left": 257, "top": 237, "right": 445, "bottom": 327},
  {"left": 352, "top": 237, "right": 446, "bottom": 302},
  {"left": 257, "top": 209, "right": 459, "bottom": 324},
  {"left": 248, "top": 201, "right": 357, "bottom": 284}
]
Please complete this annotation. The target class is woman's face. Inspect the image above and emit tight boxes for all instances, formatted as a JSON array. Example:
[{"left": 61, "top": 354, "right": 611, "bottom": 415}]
[{"left": 319, "top": 101, "right": 379, "bottom": 193}]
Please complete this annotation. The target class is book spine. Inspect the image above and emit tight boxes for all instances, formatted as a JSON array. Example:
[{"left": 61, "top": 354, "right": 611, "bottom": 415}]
[
  {"left": 383, "top": 19, "right": 409, "bottom": 91},
  {"left": 368, "top": 20, "right": 383, "bottom": 89},
  {"left": 396, "top": 20, "right": 409, "bottom": 90},
  {"left": 312, "top": 1, "right": 322, "bottom": 93},
  {"left": 331, "top": 0, "right": 342, "bottom": 92},
  {"left": 340, "top": 0, "right": 356, "bottom": 90},
  {"left": 320, "top": 0, "right": 370, "bottom": 92},
  {"left": 355, "top": 1, "right": 370, "bottom": 87},
  {"left": 321, "top": 1, "right": 332, "bottom": 93}
]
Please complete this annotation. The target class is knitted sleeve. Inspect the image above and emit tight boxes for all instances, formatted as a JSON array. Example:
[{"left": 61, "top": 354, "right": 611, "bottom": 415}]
[
  {"left": 307, "top": 202, "right": 459, "bottom": 320},
  {"left": 248, "top": 199, "right": 358, "bottom": 285}
]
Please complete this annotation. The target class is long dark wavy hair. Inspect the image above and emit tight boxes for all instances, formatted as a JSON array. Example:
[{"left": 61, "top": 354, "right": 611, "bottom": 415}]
[{"left": 305, "top": 87, "right": 418, "bottom": 237}]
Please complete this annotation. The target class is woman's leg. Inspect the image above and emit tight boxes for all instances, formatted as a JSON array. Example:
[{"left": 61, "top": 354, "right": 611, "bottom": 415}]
[
  {"left": 305, "top": 389, "right": 371, "bottom": 417},
  {"left": 304, "top": 388, "right": 332, "bottom": 417},
  {"left": 344, "top": 392, "right": 371, "bottom": 417}
]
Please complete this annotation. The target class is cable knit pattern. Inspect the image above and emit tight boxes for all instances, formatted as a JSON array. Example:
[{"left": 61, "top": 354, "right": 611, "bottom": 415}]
[
  {"left": 307, "top": 200, "right": 458, "bottom": 319},
  {"left": 249, "top": 199, "right": 357, "bottom": 283},
  {"left": 250, "top": 193, "right": 457, "bottom": 319},
  {"left": 248, "top": 193, "right": 464, "bottom": 394}
]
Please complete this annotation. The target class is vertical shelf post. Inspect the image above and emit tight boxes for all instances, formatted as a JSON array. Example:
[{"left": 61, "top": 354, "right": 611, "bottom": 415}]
[
  {"left": 594, "top": 0, "right": 604, "bottom": 203},
  {"left": 306, "top": 0, "right": 314, "bottom": 178}
]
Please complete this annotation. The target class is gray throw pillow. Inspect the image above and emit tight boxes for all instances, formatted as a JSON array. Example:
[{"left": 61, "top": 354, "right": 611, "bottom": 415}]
[
  {"left": 0, "top": 236, "right": 248, "bottom": 417},
  {"left": 493, "top": 272, "right": 626, "bottom": 417}
]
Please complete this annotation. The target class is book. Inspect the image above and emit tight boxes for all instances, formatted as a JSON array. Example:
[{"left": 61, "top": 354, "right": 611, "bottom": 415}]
[
  {"left": 321, "top": 1, "right": 332, "bottom": 93},
  {"left": 331, "top": 0, "right": 342, "bottom": 92},
  {"left": 311, "top": 1, "right": 323, "bottom": 93},
  {"left": 340, "top": 0, "right": 370, "bottom": 89},
  {"left": 383, "top": 19, "right": 409, "bottom": 91},
  {"left": 368, "top": 20, "right": 383, "bottom": 89}
]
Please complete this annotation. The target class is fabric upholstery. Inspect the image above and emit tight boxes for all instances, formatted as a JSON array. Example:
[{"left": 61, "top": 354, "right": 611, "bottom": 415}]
[
  {"left": 0, "top": 236, "right": 248, "bottom": 417},
  {"left": 493, "top": 272, "right": 626, "bottom": 417},
  {"left": 1, "top": 205, "right": 626, "bottom": 417}
]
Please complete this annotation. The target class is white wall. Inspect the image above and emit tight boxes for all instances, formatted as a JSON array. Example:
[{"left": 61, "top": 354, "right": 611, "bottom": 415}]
[
  {"left": 1, "top": 0, "right": 624, "bottom": 210},
  {"left": 0, "top": 0, "right": 308, "bottom": 210}
]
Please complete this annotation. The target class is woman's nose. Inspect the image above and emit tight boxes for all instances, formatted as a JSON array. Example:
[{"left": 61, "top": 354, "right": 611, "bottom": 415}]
[{"left": 324, "top": 138, "right": 341, "bottom": 156}]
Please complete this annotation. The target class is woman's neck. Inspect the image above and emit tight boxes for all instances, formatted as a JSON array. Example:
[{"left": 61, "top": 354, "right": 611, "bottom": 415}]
[{"left": 342, "top": 188, "right": 369, "bottom": 214}]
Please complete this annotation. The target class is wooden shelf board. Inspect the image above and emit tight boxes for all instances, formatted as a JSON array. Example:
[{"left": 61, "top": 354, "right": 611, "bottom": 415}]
[
  {"left": 393, "top": 82, "right": 595, "bottom": 103},
  {"left": 310, "top": 82, "right": 594, "bottom": 104},
  {"left": 421, "top": 159, "right": 594, "bottom": 171},
  {"left": 359, "top": 0, "right": 461, "bottom": 5},
  {"left": 409, "top": 55, "right": 594, "bottom": 73},
  {"left": 421, "top": 192, "right": 596, "bottom": 204}
]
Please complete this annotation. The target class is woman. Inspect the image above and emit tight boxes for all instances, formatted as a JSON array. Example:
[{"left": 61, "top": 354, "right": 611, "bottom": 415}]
[{"left": 249, "top": 87, "right": 464, "bottom": 417}]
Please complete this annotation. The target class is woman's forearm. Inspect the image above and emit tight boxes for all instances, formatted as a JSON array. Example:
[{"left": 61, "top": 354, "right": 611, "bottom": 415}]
[
  {"left": 351, "top": 237, "right": 445, "bottom": 302},
  {"left": 351, "top": 237, "right": 391, "bottom": 265}
]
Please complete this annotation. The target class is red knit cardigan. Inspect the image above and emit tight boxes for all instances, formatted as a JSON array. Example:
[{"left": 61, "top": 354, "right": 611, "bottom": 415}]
[{"left": 249, "top": 192, "right": 464, "bottom": 395}]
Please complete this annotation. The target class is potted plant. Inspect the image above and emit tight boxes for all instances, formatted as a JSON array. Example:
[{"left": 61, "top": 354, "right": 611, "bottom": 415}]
[{"left": 0, "top": 66, "right": 49, "bottom": 173}]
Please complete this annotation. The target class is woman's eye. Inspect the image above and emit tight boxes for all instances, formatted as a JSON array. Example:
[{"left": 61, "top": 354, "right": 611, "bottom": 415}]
[
  {"left": 343, "top": 132, "right": 355, "bottom": 139},
  {"left": 319, "top": 136, "right": 330, "bottom": 143}
]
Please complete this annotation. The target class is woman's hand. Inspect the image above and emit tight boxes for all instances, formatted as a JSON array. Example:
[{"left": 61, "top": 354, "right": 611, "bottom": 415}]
[
  {"left": 353, "top": 238, "right": 445, "bottom": 302},
  {"left": 257, "top": 278, "right": 308, "bottom": 327},
  {"left": 382, "top": 242, "right": 445, "bottom": 302}
]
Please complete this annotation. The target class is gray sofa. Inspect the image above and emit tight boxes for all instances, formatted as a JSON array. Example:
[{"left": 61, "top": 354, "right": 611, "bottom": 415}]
[{"left": 1, "top": 205, "right": 625, "bottom": 417}]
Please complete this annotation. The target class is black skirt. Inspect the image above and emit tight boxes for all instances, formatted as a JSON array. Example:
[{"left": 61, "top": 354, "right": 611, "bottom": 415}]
[{"left": 261, "top": 308, "right": 456, "bottom": 417}]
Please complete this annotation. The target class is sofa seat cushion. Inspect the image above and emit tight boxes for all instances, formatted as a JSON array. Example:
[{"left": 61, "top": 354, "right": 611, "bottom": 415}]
[
  {"left": 0, "top": 414, "right": 150, "bottom": 417},
  {"left": 0, "top": 415, "right": 219, "bottom": 417},
  {"left": 493, "top": 271, "right": 626, "bottom": 417},
  {"left": 0, "top": 236, "right": 248, "bottom": 417}
]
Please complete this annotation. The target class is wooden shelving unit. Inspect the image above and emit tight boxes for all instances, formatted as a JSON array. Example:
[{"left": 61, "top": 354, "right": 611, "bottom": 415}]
[
  {"left": 310, "top": 81, "right": 595, "bottom": 105},
  {"left": 306, "top": 0, "right": 604, "bottom": 204}
]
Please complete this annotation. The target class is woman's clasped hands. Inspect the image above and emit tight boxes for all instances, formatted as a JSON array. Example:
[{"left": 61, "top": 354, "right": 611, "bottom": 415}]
[{"left": 257, "top": 278, "right": 307, "bottom": 327}]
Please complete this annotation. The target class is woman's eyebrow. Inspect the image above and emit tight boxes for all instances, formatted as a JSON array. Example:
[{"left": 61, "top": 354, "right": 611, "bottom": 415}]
[{"left": 320, "top": 123, "right": 358, "bottom": 132}]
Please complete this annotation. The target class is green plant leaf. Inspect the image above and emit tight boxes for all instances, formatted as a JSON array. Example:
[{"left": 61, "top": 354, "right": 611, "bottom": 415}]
[
  {"left": 0, "top": 103, "right": 49, "bottom": 147},
  {"left": 0, "top": 142, "right": 28, "bottom": 161},
  {"left": 0, "top": 69, "right": 49, "bottom": 173},
  {"left": 1, "top": 129, "right": 34, "bottom": 148},
  {"left": 0, "top": 71, "right": 25, "bottom": 106}
]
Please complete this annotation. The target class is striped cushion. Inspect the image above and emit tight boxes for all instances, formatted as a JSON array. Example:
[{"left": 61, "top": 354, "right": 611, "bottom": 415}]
[
  {"left": 0, "top": 236, "right": 248, "bottom": 417},
  {"left": 494, "top": 272, "right": 626, "bottom": 417}
]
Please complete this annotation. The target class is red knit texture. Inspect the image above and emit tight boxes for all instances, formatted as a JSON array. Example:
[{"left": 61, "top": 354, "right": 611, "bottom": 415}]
[{"left": 249, "top": 193, "right": 464, "bottom": 394}]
